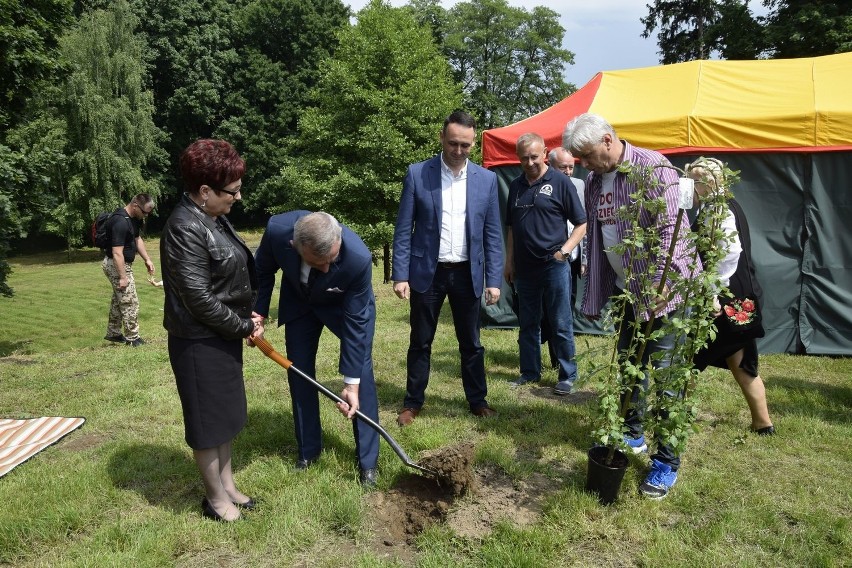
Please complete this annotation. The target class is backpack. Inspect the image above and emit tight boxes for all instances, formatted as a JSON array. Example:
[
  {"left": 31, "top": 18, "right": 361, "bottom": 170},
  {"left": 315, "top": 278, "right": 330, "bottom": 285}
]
[{"left": 91, "top": 211, "right": 131, "bottom": 250}]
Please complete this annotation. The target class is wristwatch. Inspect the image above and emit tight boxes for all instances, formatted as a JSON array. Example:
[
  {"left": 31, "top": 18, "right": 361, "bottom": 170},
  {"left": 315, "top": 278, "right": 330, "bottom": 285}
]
[{"left": 559, "top": 248, "right": 570, "bottom": 258}]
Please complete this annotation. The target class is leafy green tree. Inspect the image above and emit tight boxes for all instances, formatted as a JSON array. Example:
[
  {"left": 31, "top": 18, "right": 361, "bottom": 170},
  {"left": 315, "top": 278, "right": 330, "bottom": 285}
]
[
  {"left": 271, "top": 0, "right": 463, "bottom": 280},
  {"left": 0, "top": 0, "right": 73, "bottom": 293},
  {"left": 219, "top": 0, "right": 350, "bottom": 210},
  {"left": 129, "top": 0, "right": 242, "bottom": 196},
  {"left": 0, "top": 152, "right": 19, "bottom": 296},
  {"left": 3, "top": 100, "right": 69, "bottom": 244},
  {"left": 715, "top": 0, "right": 766, "bottom": 59},
  {"left": 57, "top": 0, "right": 164, "bottom": 250},
  {"left": 641, "top": 0, "right": 763, "bottom": 63},
  {"left": 0, "top": 0, "right": 73, "bottom": 129},
  {"left": 642, "top": 0, "right": 851, "bottom": 64},
  {"left": 440, "top": 0, "right": 574, "bottom": 129},
  {"left": 403, "top": 0, "right": 447, "bottom": 45},
  {"left": 761, "top": 0, "right": 852, "bottom": 58}
]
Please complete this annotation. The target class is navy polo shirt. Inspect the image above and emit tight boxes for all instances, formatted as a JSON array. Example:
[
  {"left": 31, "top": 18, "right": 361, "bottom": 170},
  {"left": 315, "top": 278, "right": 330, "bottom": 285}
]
[{"left": 506, "top": 166, "right": 586, "bottom": 271}]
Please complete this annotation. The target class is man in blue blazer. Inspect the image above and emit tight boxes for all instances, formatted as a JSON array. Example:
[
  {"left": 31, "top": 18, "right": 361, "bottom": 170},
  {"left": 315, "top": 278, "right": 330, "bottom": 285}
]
[
  {"left": 254, "top": 211, "right": 380, "bottom": 486},
  {"left": 391, "top": 110, "right": 504, "bottom": 426}
]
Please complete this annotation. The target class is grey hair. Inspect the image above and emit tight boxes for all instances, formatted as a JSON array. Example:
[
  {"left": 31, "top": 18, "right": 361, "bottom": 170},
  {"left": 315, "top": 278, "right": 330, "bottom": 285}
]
[
  {"left": 516, "top": 132, "right": 545, "bottom": 152},
  {"left": 293, "top": 212, "right": 342, "bottom": 257},
  {"left": 548, "top": 147, "right": 573, "bottom": 163},
  {"left": 562, "top": 113, "right": 616, "bottom": 154}
]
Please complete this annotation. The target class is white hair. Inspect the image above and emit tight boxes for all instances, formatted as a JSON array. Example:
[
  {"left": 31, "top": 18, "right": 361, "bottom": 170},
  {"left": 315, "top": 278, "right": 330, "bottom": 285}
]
[{"left": 562, "top": 113, "right": 616, "bottom": 154}]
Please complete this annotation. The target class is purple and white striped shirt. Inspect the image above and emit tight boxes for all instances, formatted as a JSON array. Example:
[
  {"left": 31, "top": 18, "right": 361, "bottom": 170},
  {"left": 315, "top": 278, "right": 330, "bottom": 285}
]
[{"left": 581, "top": 141, "right": 700, "bottom": 321}]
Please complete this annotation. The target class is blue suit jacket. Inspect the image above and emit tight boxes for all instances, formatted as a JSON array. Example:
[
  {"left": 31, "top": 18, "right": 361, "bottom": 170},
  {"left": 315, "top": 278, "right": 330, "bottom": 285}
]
[
  {"left": 254, "top": 211, "right": 375, "bottom": 378},
  {"left": 391, "top": 155, "right": 504, "bottom": 296}
]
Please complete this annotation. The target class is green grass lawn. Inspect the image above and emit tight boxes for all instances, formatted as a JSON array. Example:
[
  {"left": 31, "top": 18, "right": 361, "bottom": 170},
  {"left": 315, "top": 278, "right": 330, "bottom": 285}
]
[{"left": 1, "top": 236, "right": 850, "bottom": 567}]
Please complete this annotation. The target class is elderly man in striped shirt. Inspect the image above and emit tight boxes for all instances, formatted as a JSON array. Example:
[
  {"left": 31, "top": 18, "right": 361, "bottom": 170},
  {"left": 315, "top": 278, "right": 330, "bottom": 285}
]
[{"left": 563, "top": 113, "right": 700, "bottom": 500}]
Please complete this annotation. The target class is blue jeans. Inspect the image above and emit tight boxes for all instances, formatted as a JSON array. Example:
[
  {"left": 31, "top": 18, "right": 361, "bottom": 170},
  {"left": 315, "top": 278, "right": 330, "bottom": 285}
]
[
  {"left": 514, "top": 259, "right": 578, "bottom": 384},
  {"left": 617, "top": 298, "right": 684, "bottom": 470}
]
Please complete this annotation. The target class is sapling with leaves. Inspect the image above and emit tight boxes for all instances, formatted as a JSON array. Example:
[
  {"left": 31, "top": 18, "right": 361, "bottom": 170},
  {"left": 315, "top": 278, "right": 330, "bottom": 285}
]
[{"left": 583, "top": 158, "right": 740, "bottom": 466}]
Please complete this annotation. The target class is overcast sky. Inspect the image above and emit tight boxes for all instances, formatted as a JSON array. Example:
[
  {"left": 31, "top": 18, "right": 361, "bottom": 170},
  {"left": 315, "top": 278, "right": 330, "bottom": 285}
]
[{"left": 344, "top": 0, "right": 663, "bottom": 88}]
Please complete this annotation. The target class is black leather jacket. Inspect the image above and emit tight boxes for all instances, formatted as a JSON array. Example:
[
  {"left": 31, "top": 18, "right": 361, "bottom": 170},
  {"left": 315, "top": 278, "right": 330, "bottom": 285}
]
[{"left": 160, "top": 194, "right": 257, "bottom": 340}]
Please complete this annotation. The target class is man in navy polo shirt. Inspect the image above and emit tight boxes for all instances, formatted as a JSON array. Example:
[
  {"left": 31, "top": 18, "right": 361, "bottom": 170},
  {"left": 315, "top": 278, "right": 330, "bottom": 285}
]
[{"left": 504, "top": 133, "right": 587, "bottom": 394}]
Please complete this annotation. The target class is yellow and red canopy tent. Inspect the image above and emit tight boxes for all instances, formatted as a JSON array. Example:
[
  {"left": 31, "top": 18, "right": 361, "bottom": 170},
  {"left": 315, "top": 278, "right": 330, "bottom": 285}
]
[
  {"left": 481, "top": 52, "right": 852, "bottom": 355},
  {"left": 483, "top": 51, "right": 852, "bottom": 167}
]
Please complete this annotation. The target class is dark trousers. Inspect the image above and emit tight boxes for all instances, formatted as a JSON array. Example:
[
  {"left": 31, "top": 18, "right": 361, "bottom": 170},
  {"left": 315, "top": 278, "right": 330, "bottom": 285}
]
[
  {"left": 284, "top": 310, "right": 380, "bottom": 469},
  {"left": 404, "top": 262, "right": 488, "bottom": 411}
]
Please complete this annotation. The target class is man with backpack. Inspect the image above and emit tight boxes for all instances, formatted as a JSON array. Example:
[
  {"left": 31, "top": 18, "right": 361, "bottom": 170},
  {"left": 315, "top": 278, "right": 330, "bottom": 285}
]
[{"left": 100, "top": 194, "right": 156, "bottom": 346}]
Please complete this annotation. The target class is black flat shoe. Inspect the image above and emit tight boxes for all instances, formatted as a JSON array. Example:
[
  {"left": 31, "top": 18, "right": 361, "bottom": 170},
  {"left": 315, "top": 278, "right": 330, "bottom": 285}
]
[
  {"left": 201, "top": 497, "right": 239, "bottom": 522},
  {"left": 755, "top": 425, "right": 776, "bottom": 436},
  {"left": 234, "top": 497, "right": 257, "bottom": 511},
  {"left": 201, "top": 498, "right": 223, "bottom": 521}
]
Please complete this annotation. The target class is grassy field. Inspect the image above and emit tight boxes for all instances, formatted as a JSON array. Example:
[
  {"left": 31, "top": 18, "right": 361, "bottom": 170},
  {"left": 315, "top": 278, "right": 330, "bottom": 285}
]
[{"left": 1, "top": 234, "right": 850, "bottom": 567}]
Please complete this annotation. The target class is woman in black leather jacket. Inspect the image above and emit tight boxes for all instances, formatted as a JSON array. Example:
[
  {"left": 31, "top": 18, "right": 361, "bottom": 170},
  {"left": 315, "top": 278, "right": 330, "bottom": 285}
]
[{"left": 160, "top": 139, "right": 265, "bottom": 522}]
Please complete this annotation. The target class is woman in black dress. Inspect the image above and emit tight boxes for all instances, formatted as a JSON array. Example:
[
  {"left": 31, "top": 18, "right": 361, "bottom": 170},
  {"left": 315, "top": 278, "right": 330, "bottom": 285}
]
[
  {"left": 687, "top": 158, "right": 774, "bottom": 435},
  {"left": 161, "top": 139, "right": 265, "bottom": 521}
]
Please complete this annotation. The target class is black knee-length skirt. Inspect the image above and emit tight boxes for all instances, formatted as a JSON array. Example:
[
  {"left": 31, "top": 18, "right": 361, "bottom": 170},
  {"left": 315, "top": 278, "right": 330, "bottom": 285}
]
[
  {"left": 168, "top": 334, "right": 247, "bottom": 450},
  {"left": 693, "top": 315, "right": 760, "bottom": 377}
]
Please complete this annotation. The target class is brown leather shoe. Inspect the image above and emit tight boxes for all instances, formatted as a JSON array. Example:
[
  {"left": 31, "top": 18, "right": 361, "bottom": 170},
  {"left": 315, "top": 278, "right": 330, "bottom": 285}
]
[
  {"left": 471, "top": 406, "right": 498, "bottom": 418},
  {"left": 397, "top": 407, "right": 420, "bottom": 426}
]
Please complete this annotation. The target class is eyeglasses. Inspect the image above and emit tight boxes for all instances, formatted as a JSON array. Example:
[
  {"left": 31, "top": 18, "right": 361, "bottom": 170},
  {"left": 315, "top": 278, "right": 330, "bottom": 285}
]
[
  {"left": 133, "top": 202, "right": 154, "bottom": 216},
  {"left": 217, "top": 186, "right": 241, "bottom": 197},
  {"left": 514, "top": 187, "right": 542, "bottom": 210}
]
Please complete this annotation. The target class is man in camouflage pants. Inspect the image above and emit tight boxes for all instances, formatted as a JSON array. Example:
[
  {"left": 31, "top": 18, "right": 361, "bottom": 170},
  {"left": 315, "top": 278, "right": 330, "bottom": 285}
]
[{"left": 102, "top": 194, "right": 156, "bottom": 346}]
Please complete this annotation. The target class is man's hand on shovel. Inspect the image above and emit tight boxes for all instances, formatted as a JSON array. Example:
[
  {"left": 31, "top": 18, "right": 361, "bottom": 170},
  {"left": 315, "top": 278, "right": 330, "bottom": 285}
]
[{"left": 337, "top": 383, "right": 360, "bottom": 419}]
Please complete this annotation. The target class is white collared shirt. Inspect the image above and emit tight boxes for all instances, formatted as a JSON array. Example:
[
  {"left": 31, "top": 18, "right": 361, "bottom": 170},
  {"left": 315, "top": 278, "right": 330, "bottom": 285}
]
[
  {"left": 299, "top": 259, "right": 311, "bottom": 286},
  {"left": 438, "top": 153, "right": 469, "bottom": 262}
]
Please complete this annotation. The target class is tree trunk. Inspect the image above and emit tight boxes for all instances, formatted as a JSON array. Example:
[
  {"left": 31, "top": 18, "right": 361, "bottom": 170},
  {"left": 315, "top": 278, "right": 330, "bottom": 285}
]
[{"left": 383, "top": 242, "right": 391, "bottom": 284}]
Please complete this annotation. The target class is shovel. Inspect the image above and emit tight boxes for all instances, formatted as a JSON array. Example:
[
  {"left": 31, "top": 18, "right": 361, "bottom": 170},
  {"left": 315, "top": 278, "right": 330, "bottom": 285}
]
[{"left": 252, "top": 336, "right": 439, "bottom": 478}]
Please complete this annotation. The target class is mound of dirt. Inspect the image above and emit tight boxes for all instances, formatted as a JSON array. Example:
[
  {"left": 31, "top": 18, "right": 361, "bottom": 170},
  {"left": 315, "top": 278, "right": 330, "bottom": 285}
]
[{"left": 417, "top": 441, "right": 476, "bottom": 496}]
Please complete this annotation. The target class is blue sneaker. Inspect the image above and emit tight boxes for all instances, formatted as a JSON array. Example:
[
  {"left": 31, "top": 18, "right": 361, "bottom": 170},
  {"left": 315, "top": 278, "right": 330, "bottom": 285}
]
[
  {"left": 552, "top": 380, "right": 574, "bottom": 395},
  {"left": 624, "top": 434, "right": 647, "bottom": 454},
  {"left": 639, "top": 459, "right": 678, "bottom": 499}
]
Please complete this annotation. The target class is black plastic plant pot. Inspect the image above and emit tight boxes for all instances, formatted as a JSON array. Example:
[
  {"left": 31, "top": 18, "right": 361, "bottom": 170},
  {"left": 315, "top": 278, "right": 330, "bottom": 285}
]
[{"left": 586, "top": 446, "right": 629, "bottom": 505}]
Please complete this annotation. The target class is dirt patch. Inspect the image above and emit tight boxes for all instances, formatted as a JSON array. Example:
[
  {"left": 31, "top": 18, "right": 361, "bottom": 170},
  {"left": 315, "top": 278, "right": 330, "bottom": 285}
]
[
  {"left": 363, "top": 443, "right": 549, "bottom": 561},
  {"left": 444, "top": 465, "right": 548, "bottom": 539},
  {"left": 62, "top": 433, "right": 107, "bottom": 452}
]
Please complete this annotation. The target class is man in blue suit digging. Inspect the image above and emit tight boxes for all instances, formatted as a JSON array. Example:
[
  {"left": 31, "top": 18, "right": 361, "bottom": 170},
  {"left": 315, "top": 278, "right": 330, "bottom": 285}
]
[
  {"left": 254, "top": 211, "right": 380, "bottom": 487},
  {"left": 391, "top": 110, "right": 504, "bottom": 427}
]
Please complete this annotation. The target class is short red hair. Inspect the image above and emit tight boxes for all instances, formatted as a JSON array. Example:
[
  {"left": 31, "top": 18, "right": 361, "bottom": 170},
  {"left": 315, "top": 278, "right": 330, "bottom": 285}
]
[{"left": 179, "top": 139, "right": 245, "bottom": 195}]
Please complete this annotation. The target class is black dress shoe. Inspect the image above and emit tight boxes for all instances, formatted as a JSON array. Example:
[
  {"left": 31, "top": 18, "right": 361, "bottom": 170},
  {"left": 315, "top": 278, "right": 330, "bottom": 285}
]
[
  {"left": 295, "top": 456, "right": 319, "bottom": 470},
  {"left": 359, "top": 467, "right": 378, "bottom": 487},
  {"left": 234, "top": 497, "right": 257, "bottom": 510}
]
